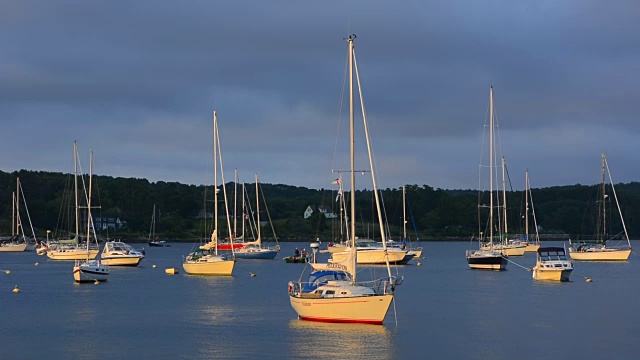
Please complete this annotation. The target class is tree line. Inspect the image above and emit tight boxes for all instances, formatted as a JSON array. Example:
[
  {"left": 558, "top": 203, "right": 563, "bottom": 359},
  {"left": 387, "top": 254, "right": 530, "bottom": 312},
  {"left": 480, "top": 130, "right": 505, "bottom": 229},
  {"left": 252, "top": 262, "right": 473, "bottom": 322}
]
[{"left": 1, "top": 169, "right": 639, "bottom": 241}]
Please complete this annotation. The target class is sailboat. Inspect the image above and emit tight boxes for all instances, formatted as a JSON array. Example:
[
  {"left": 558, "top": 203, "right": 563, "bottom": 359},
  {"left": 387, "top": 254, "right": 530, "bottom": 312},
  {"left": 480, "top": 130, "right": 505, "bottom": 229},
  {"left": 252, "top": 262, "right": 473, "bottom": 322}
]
[
  {"left": 73, "top": 150, "right": 109, "bottom": 283},
  {"left": 0, "top": 178, "right": 35, "bottom": 252},
  {"left": 288, "top": 35, "right": 402, "bottom": 325},
  {"left": 148, "top": 204, "right": 168, "bottom": 247},
  {"left": 568, "top": 154, "right": 632, "bottom": 261},
  {"left": 466, "top": 86, "right": 508, "bottom": 270},
  {"left": 480, "top": 156, "right": 526, "bottom": 256},
  {"left": 182, "top": 110, "right": 235, "bottom": 276},
  {"left": 48, "top": 141, "right": 100, "bottom": 261},
  {"left": 400, "top": 185, "right": 422, "bottom": 259},
  {"left": 522, "top": 170, "right": 541, "bottom": 252},
  {"left": 234, "top": 173, "right": 280, "bottom": 259}
]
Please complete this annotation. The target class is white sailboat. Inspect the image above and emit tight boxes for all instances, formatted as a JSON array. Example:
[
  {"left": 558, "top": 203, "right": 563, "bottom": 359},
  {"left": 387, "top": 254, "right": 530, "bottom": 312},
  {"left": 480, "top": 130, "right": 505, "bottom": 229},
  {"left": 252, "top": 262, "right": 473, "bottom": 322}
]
[
  {"left": 0, "top": 178, "right": 36, "bottom": 252},
  {"left": 147, "top": 204, "right": 168, "bottom": 247},
  {"left": 481, "top": 156, "right": 526, "bottom": 256},
  {"left": 466, "top": 86, "right": 508, "bottom": 270},
  {"left": 73, "top": 150, "right": 109, "bottom": 283},
  {"left": 234, "top": 173, "right": 280, "bottom": 259},
  {"left": 48, "top": 141, "right": 100, "bottom": 261},
  {"left": 568, "top": 154, "right": 632, "bottom": 261},
  {"left": 288, "top": 35, "right": 402, "bottom": 325},
  {"left": 182, "top": 110, "right": 235, "bottom": 276}
]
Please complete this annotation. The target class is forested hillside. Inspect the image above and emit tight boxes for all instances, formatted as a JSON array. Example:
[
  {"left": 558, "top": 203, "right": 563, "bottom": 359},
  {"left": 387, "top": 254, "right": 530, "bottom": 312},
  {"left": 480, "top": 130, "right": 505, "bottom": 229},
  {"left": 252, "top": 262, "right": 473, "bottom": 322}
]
[{"left": 2, "top": 170, "right": 639, "bottom": 241}]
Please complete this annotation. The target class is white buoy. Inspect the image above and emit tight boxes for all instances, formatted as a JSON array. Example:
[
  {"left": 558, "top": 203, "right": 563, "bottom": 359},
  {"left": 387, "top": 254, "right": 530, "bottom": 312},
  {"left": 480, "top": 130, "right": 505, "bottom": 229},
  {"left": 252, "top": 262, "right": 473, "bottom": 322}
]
[
  {"left": 152, "top": 264, "right": 157, "bottom": 268},
  {"left": 250, "top": 272, "right": 256, "bottom": 277},
  {"left": 5, "top": 270, "right": 10, "bottom": 275},
  {"left": 416, "top": 262, "right": 422, "bottom": 266},
  {"left": 13, "top": 285, "right": 20, "bottom": 293},
  {"left": 35, "top": 262, "right": 39, "bottom": 266},
  {"left": 94, "top": 280, "right": 100, "bottom": 285},
  {"left": 586, "top": 277, "right": 592, "bottom": 283}
]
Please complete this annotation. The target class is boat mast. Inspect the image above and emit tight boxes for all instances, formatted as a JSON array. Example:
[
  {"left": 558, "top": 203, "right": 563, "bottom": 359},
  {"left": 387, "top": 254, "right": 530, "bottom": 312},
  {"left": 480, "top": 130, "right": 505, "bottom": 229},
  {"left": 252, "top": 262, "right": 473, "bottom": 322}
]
[
  {"left": 502, "top": 156, "right": 508, "bottom": 241},
  {"left": 403, "top": 185, "right": 407, "bottom": 242},
  {"left": 601, "top": 153, "right": 606, "bottom": 243},
  {"left": 86, "top": 150, "right": 93, "bottom": 261},
  {"left": 11, "top": 191, "right": 15, "bottom": 237},
  {"left": 525, "top": 170, "right": 529, "bottom": 242},
  {"left": 242, "top": 182, "right": 246, "bottom": 240},
  {"left": 604, "top": 154, "right": 631, "bottom": 246},
  {"left": 256, "top": 173, "right": 261, "bottom": 246},
  {"left": 234, "top": 169, "right": 238, "bottom": 240},
  {"left": 348, "top": 35, "right": 357, "bottom": 284},
  {"left": 489, "top": 86, "right": 494, "bottom": 249},
  {"left": 213, "top": 110, "right": 219, "bottom": 256},
  {"left": 15, "top": 178, "right": 20, "bottom": 238}
]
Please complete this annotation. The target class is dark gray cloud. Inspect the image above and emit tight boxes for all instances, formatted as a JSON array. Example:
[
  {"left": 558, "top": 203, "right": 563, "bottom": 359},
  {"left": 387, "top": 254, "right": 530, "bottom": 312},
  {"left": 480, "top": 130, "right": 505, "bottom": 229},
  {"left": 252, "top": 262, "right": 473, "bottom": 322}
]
[{"left": 1, "top": 1, "right": 639, "bottom": 191}]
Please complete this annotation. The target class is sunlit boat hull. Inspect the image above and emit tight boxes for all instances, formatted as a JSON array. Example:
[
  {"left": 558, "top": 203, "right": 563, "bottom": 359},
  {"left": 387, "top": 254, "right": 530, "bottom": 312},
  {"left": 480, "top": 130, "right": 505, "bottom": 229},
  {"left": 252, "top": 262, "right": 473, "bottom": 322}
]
[
  {"left": 0, "top": 243, "right": 28, "bottom": 252},
  {"left": 407, "top": 248, "right": 423, "bottom": 258},
  {"left": 183, "top": 259, "right": 235, "bottom": 275},
  {"left": 73, "top": 260, "right": 109, "bottom": 283},
  {"left": 532, "top": 268, "right": 573, "bottom": 281},
  {"left": 525, "top": 243, "right": 540, "bottom": 252},
  {"left": 485, "top": 244, "right": 526, "bottom": 256},
  {"left": 289, "top": 294, "right": 393, "bottom": 325},
  {"left": 101, "top": 256, "right": 143, "bottom": 266},
  {"left": 568, "top": 248, "right": 631, "bottom": 261},
  {"left": 331, "top": 249, "right": 407, "bottom": 265},
  {"left": 48, "top": 248, "right": 99, "bottom": 260}
]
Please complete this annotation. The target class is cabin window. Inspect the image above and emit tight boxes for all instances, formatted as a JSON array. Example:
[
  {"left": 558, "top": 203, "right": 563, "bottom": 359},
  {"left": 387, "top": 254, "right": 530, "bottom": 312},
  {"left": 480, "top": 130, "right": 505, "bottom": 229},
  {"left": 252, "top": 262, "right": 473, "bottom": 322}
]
[{"left": 325, "top": 290, "right": 335, "bottom": 295}]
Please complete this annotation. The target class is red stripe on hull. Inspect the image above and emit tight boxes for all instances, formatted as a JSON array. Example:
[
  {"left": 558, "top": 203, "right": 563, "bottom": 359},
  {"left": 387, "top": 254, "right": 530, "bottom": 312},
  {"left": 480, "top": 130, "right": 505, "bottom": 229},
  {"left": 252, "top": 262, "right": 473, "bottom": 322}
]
[{"left": 297, "top": 316, "right": 383, "bottom": 325}]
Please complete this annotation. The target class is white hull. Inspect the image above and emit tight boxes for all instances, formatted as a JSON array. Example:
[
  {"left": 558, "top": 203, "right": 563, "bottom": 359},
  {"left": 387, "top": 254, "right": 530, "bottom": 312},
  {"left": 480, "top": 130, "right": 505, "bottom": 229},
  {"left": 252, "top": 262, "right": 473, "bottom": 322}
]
[
  {"left": 101, "top": 256, "right": 143, "bottom": 266},
  {"left": 289, "top": 294, "right": 393, "bottom": 325},
  {"left": 525, "top": 243, "right": 540, "bottom": 252},
  {"left": 74, "top": 261, "right": 109, "bottom": 282},
  {"left": 468, "top": 263, "right": 506, "bottom": 270},
  {"left": 183, "top": 259, "right": 235, "bottom": 275},
  {"left": 483, "top": 244, "right": 526, "bottom": 256},
  {"left": 331, "top": 248, "right": 407, "bottom": 264},
  {"left": 407, "top": 248, "right": 422, "bottom": 258},
  {"left": 0, "top": 243, "right": 28, "bottom": 252},
  {"left": 48, "top": 248, "right": 99, "bottom": 261},
  {"left": 568, "top": 248, "right": 631, "bottom": 261},
  {"left": 532, "top": 268, "right": 573, "bottom": 281}
]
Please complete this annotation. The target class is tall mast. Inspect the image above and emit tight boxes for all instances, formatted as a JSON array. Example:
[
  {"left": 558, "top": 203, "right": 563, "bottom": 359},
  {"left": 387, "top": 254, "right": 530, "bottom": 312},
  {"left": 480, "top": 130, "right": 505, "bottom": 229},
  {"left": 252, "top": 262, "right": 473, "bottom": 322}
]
[
  {"left": 213, "top": 110, "right": 219, "bottom": 255},
  {"left": 256, "top": 173, "right": 261, "bottom": 246},
  {"left": 601, "top": 153, "right": 606, "bottom": 242},
  {"left": 15, "top": 178, "right": 20, "bottom": 237},
  {"left": 74, "top": 141, "right": 79, "bottom": 242},
  {"left": 86, "top": 150, "right": 93, "bottom": 260},
  {"left": 348, "top": 35, "right": 357, "bottom": 283},
  {"left": 242, "top": 182, "right": 246, "bottom": 239},
  {"left": 489, "top": 86, "right": 494, "bottom": 248},
  {"left": 403, "top": 185, "right": 407, "bottom": 242},
  {"left": 234, "top": 168, "right": 238, "bottom": 240},
  {"left": 525, "top": 170, "right": 529, "bottom": 241},
  {"left": 502, "top": 156, "right": 508, "bottom": 239},
  {"left": 12, "top": 191, "right": 15, "bottom": 237}
]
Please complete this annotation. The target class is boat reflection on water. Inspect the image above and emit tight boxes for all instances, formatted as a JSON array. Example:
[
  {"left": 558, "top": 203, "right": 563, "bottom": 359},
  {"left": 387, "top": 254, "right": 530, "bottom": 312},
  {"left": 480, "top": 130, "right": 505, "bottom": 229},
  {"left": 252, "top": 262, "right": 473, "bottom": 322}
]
[{"left": 287, "top": 320, "right": 395, "bottom": 359}]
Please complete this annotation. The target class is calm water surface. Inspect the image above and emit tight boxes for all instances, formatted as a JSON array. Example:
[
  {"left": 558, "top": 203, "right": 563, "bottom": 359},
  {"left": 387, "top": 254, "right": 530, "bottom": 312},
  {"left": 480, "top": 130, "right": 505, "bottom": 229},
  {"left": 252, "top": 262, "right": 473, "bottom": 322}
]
[{"left": 1, "top": 241, "right": 639, "bottom": 359}]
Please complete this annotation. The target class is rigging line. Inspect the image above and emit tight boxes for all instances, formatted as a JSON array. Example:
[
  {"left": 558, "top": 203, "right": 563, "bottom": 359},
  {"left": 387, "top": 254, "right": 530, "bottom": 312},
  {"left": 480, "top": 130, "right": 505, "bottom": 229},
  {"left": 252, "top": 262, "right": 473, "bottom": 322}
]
[
  {"left": 407, "top": 198, "right": 420, "bottom": 241},
  {"left": 500, "top": 254, "right": 531, "bottom": 271}
]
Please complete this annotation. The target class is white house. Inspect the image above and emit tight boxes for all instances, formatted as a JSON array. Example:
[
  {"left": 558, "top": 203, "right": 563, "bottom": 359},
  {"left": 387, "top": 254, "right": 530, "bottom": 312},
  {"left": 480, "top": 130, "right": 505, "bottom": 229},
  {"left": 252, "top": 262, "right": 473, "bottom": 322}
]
[{"left": 304, "top": 205, "right": 338, "bottom": 219}]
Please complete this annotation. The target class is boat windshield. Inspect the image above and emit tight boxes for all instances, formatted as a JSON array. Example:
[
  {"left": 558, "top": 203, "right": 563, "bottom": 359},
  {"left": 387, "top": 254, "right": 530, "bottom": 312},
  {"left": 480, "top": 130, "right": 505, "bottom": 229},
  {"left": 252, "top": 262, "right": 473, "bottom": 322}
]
[
  {"left": 539, "top": 250, "right": 567, "bottom": 261},
  {"left": 302, "top": 270, "right": 350, "bottom": 293}
]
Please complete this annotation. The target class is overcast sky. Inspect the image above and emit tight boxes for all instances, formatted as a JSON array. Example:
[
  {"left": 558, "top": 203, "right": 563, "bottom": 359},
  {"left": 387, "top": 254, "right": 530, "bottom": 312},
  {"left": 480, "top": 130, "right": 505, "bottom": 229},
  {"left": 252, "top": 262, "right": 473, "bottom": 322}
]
[{"left": 1, "top": 1, "right": 639, "bottom": 191}]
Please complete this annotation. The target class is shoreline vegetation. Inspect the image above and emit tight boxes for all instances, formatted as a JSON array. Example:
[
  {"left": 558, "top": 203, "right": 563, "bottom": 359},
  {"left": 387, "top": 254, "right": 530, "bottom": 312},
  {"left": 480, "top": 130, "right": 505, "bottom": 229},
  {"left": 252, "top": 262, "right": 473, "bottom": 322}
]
[{"left": 2, "top": 169, "right": 639, "bottom": 240}]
